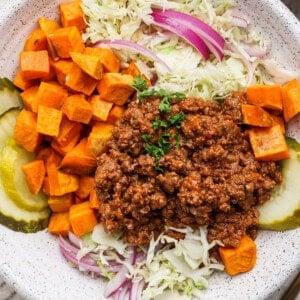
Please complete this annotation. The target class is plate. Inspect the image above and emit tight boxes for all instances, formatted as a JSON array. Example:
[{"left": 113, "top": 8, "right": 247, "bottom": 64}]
[{"left": 0, "top": 1, "right": 300, "bottom": 299}]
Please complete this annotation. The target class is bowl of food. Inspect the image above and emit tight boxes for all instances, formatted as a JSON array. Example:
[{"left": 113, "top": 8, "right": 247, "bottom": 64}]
[{"left": 0, "top": 0, "right": 299, "bottom": 299}]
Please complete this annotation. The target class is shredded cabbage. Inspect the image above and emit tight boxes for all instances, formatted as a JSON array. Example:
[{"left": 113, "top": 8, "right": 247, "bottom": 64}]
[{"left": 81, "top": 0, "right": 297, "bottom": 100}]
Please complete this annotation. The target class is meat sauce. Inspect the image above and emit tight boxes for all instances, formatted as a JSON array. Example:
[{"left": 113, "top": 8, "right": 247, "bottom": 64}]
[{"left": 95, "top": 93, "right": 282, "bottom": 247}]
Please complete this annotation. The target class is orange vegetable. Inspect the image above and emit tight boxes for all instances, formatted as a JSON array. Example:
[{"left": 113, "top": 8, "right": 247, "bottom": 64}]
[
  {"left": 65, "top": 62, "right": 98, "bottom": 95},
  {"left": 38, "top": 18, "right": 60, "bottom": 35},
  {"left": 248, "top": 125, "right": 290, "bottom": 161},
  {"left": 36, "top": 147, "right": 53, "bottom": 164},
  {"left": 59, "top": 1, "right": 86, "bottom": 31},
  {"left": 107, "top": 105, "right": 124, "bottom": 124},
  {"left": 219, "top": 235, "right": 256, "bottom": 276},
  {"left": 84, "top": 47, "right": 120, "bottom": 73},
  {"left": 21, "top": 160, "right": 46, "bottom": 195},
  {"left": 90, "top": 95, "right": 113, "bottom": 122},
  {"left": 48, "top": 212, "right": 71, "bottom": 236},
  {"left": 54, "top": 117, "right": 83, "bottom": 147},
  {"left": 37, "top": 105, "right": 63, "bottom": 137},
  {"left": 13, "top": 109, "right": 42, "bottom": 152},
  {"left": 70, "top": 51, "right": 103, "bottom": 80},
  {"left": 48, "top": 26, "right": 84, "bottom": 59},
  {"left": 241, "top": 104, "right": 273, "bottom": 127},
  {"left": 97, "top": 73, "right": 135, "bottom": 105},
  {"left": 87, "top": 122, "right": 114, "bottom": 157},
  {"left": 36, "top": 81, "right": 68, "bottom": 109},
  {"left": 75, "top": 176, "right": 94, "bottom": 199},
  {"left": 281, "top": 79, "right": 300, "bottom": 122},
  {"left": 20, "top": 85, "right": 39, "bottom": 112},
  {"left": 48, "top": 193, "right": 73, "bottom": 213},
  {"left": 51, "top": 134, "right": 80, "bottom": 156},
  {"left": 89, "top": 188, "right": 101, "bottom": 210},
  {"left": 122, "top": 60, "right": 151, "bottom": 86},
  {"left": 20, "top": 50, "right": 50, "bottom": 80},
  {"left": 61, "top": 94, "right": 93, "bottom": 124},
  {"left": 60, "top": 138, "right": 97, "bottom": 175},
  {"left": 270, "top": 114, "right": 285, "bottom": 134},
  {"left": 23, "top": 28, "right": 47, "bottom": 51},
  {"left": 246, "top": 85, "right": 283, "bottom": 111},
  {"left": 52, "top": 59, "right": 74, "bottom": 85},
  {"left": 69, "top": 201, "right": 98, "bottom": 237},
  {"left": 13, "top": 68, "right": 38, "bottom": 91}
]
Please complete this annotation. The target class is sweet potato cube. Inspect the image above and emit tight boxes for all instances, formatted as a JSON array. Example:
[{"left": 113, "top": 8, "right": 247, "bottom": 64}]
[
  {"left": 87, "top": 122, "right": 114, "bottom": 157},
  {"left": 52, "top": 59, "right": 74, "bottom": 85},
  {"left": 84, "top": 47, "right": 120, "bottom": 73},
  {"left": 36, "top": 147, "right": 53, "bottom": 164},
  {"left": 51, "top": 134, "right": 80, "bottom": 156},
  {"left": 38, "top": 18, "right": 60, "bottom": 35},
  {"left": 241, "top": 104, "right": 273, "bottom": 127},
  {"left": 60, "top": 138, "right": 97, "bottom": 175},
  {"left": 59, "top": 1, "right": 86, "bottom": 31},
  {"left": 75, "top": 176, "right": 94, "bottom": 199},
  {"left": 65, "top": 62, "right": 98, "bottom": 95},
  {"left": 48, "top": 26, "right": 84, "bottom": 58},
  {"left": 246, "top": 85, "right": 283, "bottom": 111},
  {"left": 69, "top": 201, "right": 98, "bottom": 237},
  {"left": 97, "top": 73, "right": 135, "bottom": 105},
  {"left": 248, "top": 125, "right": 290, "bottom": 161},
  {"left": 90, "top": 95, "right": 113, "bottom": 122},
  {"left": 20, "top": 50, "right": 50, "bottom": 80},
  {"left": 20, "top": 85, "right": 39, "bottom": 112},
  {"left": 270, "top": 114, "right": 285, "bottom": 134},
  {"left": 13, "top": 68, "right": 38, "bottom": 91},
  {"left": 62, "top": 94, "right": 93, "bottom": 124},
  {"left": 122, "top": 60, "right": 151, "bottom": 86},
  {"left": 70, "top": 52, "right": 103, "bottom": 80},
  {"left": 107, "top": 105, "right": 124, "bottom": 124},
  {"left": 282, "top": 79, "right": 300, "bottom": 122},
  {"left": 23, "top": 28, "right": 47, "bottom": 51},
  {"left": 55, "top": 117, "right": 83, "bottom": 146},
  {"left": 89, "top": 188, "right": 101, "bottom": 210},
  {"left": 48, "top": 193, "right": 73, "bottom": 213},
  {"left": 21, "top": 160, "right": 45, "bottom": 195},
  {"left": 36, "top": 81, "right": 68, "bottom": 109},
  {"left": 13, "top": 109, "right": 42, "bottom": 152},
  {"left": 37, "top": 105, "right": 63, "bottom": 137},
  {"left": 48, "top": 212, "right": 71, "bottom": 236}
]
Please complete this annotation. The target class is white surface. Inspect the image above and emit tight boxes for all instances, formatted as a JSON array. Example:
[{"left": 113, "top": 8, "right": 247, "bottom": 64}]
[{"left": 0, "top": 0, "right": 300, "bottom": 299}]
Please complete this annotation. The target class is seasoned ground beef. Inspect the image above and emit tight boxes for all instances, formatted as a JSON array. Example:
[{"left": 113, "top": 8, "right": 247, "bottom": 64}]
[{"left": 95, "top": 93, "right": 282, "bottom": 247}]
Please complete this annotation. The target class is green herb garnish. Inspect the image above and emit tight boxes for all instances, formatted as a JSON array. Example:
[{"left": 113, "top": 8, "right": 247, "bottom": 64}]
[
  {"left": 152, "top": 118, "right": 168, "bottom": 130},
  {"left": 131, "top": 75, "right": 148, "bottom": 92},
  {"left": 168, "top": 112, "right": 186, "bottom": 128}
]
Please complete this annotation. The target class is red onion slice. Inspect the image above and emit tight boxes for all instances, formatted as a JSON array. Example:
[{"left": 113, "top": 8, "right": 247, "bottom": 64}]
[
  {"left": 93, "top": 39, "right": 171, "bottom": 72},
  {"left": 130, "top": 280, "right": 144, "bottom": 300},
  {"left": 152, "top": 9, "right": 225, "bottom": 59},
  {"left": 104, "top": 265, "right": 129, "bottom": 298},
  {"left": 152, "top": 13, "right": 210, "bottom": 60},
  {"left": 68, "top": 231, "right": 81, "bottom": 248}
]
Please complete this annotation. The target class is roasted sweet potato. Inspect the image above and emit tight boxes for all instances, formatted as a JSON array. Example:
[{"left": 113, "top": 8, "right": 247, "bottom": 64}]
[
  {"left": 20, "top": 85, "right": 39, "bottom": 113},
  {"left": 48, "top": 193, "right": 73, "bottom": 213},
  {"left": 48, "top": 212, "right": 71, "bottom": 236},
  {"left": 75, "top": 176, "right": 94, "bottom": 199},
  {"left": 241, "top": 104, "right": 273, "bottom": 127},
  {"left": 90, "top": 95, "right": 113, "bottom": 122},
  {"left": 106, "top": 104, "right": 124, "bottom": 124},
  {"left": 59, "top": 1, "right": 86, "bottom": 31},
  {"left": 23, "top": 28, "right": 47, "bottom": 52},
  {"left": 281, "top": 79, "right": 300, "bottom": 122}
]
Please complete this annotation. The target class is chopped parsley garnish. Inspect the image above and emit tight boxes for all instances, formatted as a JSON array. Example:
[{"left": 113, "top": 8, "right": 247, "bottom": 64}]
[
  {"left": 131, "top": 75, "right": 148, "bottom": 92},
  {"left": 168, "top": 112, "right": 186, "bottom": 128},
  {"left": 152, "top": 118, "right": 168, "bottom": 130}
]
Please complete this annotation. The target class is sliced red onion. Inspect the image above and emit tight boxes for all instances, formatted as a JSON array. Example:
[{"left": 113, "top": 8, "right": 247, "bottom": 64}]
[
  {"left": 68, "top": 231, "right": 81, "bottom": 248},
  {"left": 104, "top": 265, "right": 129, "bottom": 298},
  {"left": 152, "top": 9, "right": 225, "bottom": 59},
  {"left": 130, "top": 280, "right": 144, "bottom": 300},
  {"left": 115, "top": 281, "right": 131, "bottom": 300},
  {"left": 230, "top": 15, "right": 249, "bottom": 28},
  {"left": 152, "top": 13, "right": 210, "bottom": 60},
  {"left": 93, "top": 39, "right": 171, "bottom": 72},
  {"left": 241, "top": 43, "right": 268, "bottom": 58}
]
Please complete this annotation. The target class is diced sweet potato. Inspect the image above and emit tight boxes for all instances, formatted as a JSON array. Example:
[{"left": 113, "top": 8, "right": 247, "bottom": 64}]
[
  {"left": 122, "top": 60, "right": 151, "bottom": 86},
  {"left": 51, "top": 134, "right": 80, "bottom": 156},
  {"left": 248, "top": 125, "right": 290, "bottom": 161},
  {"left": 62, "top": 94, "right": 93, "bottom": 124},
  {"left": 87, "top": 122, "right": 114, "bottom": 157},
  {"left": 75, "top": 176, "right": 94, "bottom": 199},
  {"left": 69, "top": 201, "right": 98, "bottom": 236},
  {"left": 36, "top": 81, "right": 68, "bottom": 109},
  {"left": 38, "top": 18, "right": 60, "bottom": 35},
  {"left": 48, "top": 193, "right": 73, "bottom": 213},
  {"left": 20, "top": 85, "right": 39, "bottom": 112},
  {"left": 48, "top": 212, "right": 71, "bottom": 236},
  {"left": 13, "top": 109, "right": 42, "bottom": 152},
  {"left": 59, "top": 1, "right": 86, "bottom": 31},
  {"left": 281, "top": 79, "right": 300, "bottom": 122},
  {"left": 20, "top": 50, "right": 50, "bottom": 80},
  {"left": 65, "top": 61, "right": 98, "bottom": 95},
  {"left": 97, "top": 73, "right": 135, "bottom": 105},
  {"left": 55, "top": 117, "right": 83, "bottom": 146},
  {"left": 106, "top": 104, "right": 124, "bottom": 124},
  {"left": 37, "top": 105, "right": 63, "bottom": 137},
  {"left": 48, "top": 26, "right": 84, "bottom": 58},
  {"left": 84, "top": 47, "right": 120, "bottom": 72},
  {"left": 52, "top": 59, "right": 74, "bottom": 85},
  {"left": 60, "top": 138, "right": 97, "bottom": 175},
  {"left": 89, "top": 188, "right": 101, "bottom": 210},
  {"left": 21, "top": 159, "right": 45, "bottom": 195},
  {"left": 241, "top": 104, "right": 273, "bottom": 127},
  {"left": 70, "top": 51, "right": 103, "bottom": 80},
  {"left": 270, "top": 114, "right": 285, "bottom": 134},
  {"left": 13, "top": 68, "right": 39, "bottom": 91},
  {"left": 23, "top": 28, "right": 47, "bottom": 51},
  {"left": 90, "top": 95, "right": 113, "bottom": 122},
  {"left": 246, "top": 85, "right": 283, "bottom": 111}
]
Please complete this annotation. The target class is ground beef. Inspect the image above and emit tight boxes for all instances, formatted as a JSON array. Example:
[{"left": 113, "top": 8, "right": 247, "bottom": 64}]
[{"left": 95, "top": 93, "right": 282, "bottom": 247}]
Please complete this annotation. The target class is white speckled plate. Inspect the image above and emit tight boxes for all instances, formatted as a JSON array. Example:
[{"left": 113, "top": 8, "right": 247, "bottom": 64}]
[{"left": 0, "top": 1, "right": 300, "bottom": 299}]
